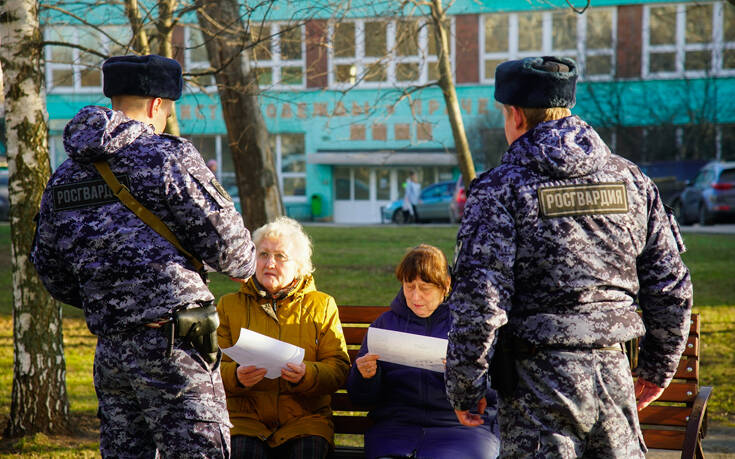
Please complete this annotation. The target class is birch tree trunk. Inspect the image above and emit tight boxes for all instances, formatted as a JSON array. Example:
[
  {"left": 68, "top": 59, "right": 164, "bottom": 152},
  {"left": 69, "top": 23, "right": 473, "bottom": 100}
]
[
  {"left": 197, "top": 0, "right": 283, "bottom": 231},
  {"left": 0, "top": 0, "right": 70, "bottom": 436},
  {"left": 429, "top": 0, "right": 476, "bottom": 187}
]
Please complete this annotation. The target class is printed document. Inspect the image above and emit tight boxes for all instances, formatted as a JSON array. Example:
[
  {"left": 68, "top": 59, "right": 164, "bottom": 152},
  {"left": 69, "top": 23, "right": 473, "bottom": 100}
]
[
  {"left": 367, "top": 327, "right": 447, "bottom": 373},
  {"left": 221, "top": 328, "right": 305, "bottom": 379}
]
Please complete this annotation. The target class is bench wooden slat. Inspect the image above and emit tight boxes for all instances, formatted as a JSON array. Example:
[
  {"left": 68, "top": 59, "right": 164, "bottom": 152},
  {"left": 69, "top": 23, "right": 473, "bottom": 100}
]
[
  {"left": 642, "top": 428, "right": 685, "bottom": 451},
  {"left": 674, "top": 357, "right": 699, "bottom": 381},
  {"left": 343, "top": 327, "right": 368, "bottom": 346},
  {"left": 655, "top": 381, "right": 698, "bottom": 403},
  {"left": 338, "top": 306, "right": 388, "bottom": 323},
  {"left": 638, "top": 406, "right": 692, "bottom": 426},
  {"left": 681, "top": 336, "right": 698, "bottom": 357}
]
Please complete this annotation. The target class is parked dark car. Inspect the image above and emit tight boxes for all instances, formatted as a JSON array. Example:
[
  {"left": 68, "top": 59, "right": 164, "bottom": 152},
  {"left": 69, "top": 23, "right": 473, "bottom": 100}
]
[
  {"left": 382, "top": 180, "right": 456, "bottom": 223},
  {"left": 673, "top": 161, "right": 735, "bottom": 225}
]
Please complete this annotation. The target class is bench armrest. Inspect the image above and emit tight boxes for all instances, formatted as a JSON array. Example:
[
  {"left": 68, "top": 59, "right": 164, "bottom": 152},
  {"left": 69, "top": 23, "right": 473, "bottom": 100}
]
[{"left": 681, "top": 385, "right": 713, "bottom": 459}]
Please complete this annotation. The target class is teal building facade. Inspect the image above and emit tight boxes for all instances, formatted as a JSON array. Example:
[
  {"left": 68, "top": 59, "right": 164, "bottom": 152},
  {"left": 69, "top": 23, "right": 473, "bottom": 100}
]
[{"left": 41, "top": 0, "right": 735, "bottom": 222}]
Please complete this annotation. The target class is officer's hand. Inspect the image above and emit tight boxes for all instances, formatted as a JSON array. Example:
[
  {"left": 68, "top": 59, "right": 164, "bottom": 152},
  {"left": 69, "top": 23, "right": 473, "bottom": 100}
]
[
  {"left": 635, "top": 378, "right": 665, "bottom": 411},
  {"left": 236, "top": 365, "right": 267, "bottom": 388},
  {"left": 454, "top": 397, "right": 487, "bottom": 427},
  {"left": 355, "top": 353, "right": 380, "bottom": 379},
  {"left": 281, "top": 362, "right": 306, "bottom": 384}
]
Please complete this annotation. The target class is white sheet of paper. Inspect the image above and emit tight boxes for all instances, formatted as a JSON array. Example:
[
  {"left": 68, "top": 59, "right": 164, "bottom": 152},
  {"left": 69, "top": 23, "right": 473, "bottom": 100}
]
[
  {"left": 221, "top": 328, "right": 305, "bottom": 379},
  {"left": 367, "top": 327, "right": 447, "bottom": 373}
]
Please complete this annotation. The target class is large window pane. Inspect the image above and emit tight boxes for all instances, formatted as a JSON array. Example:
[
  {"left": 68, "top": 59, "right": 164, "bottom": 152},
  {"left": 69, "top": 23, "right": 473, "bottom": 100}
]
[
  {"left": 365, "top": 22, "right": 386, "bottom": 57},
  {"left": 376, "top": 168, "right": 390, "bottom": 200},
  {"left": 396, "top": 62, "right": 419, "bottom": 81},
  {"left": 47, "top": 27, "right": 74, "bottom": 62},
  {"left": 188, "top": 136, "right": 217, "bottom": 160},
  {"left": 52, "top": 68, "right": 74, "bottom": 87},
  {"left": 726, "top": 5, "right": 735, "bottom": 42},
  {"left": 281, "top": 134, "right": 305, "bottom": 173},
  {"left": 587, "top": 9, "right": 613, "bottom": 49},
  {"left": 189, "top": 27, "right": 209, "bottom": 63},
  {"left": 281, "top": 66, "right": 303, "bottom": 85},
  {"left": 256, "top": 67, "right": 273, "bottom": 85},
  {"left": 484, "top": 15, "right": 509, "bottom": 53},
  {"left": 485, "top": 59, "right": 503, "bottom": 79},
  {"left": 685, "top": 50, "right": 710, "bottom": 71},
  {"left": 427, "top": 20, "right": 450, "bottom": 56},
  {"left": 354, "top": 168, "right": 369, "bottom": 200},
  {"left": 283, "top": 177, "right": 306, "bottom": 197},
  {"left": 649, "top": 6, "right": 677, "bottom": 45},
  {"left": 396, "top": 20, "right": 419, "bottom": 56},
  {"left": 724, "top": 49, "right": 735, "bottom": 70},
  {"left": 685, "top": 4, "right": 712, "bottom": 44},
  {"left": 552, "top": 11, "right": 577, "bottom": 50},
  {"left": 650, "top": 52, "right": 676, "bottom": 73},
  {"left": 335, "top": 167, "right": 350, "bottom": 200},
  {"left": 364, "top": 62, "right": 386, "bottom": 82},
  {"left": 334, "top": 22, "right": 355, "bottom": 58},
  {"left": 252, "top": 24, "right": 272, "bottom": 60},
  {"left": 280, "top": 25, "right": 302, "bottom": 60},
  {"left": 518, "top": 13, "right": 543, "bottom": 52},
  {"left": 586, "top": 55, "right": 612, "bottom": 75},
  {"left": 335, "top": 64, "right": 356, "bottom": 83},
  {"left": 105, "top": 26, "right": 133, "bottom": 57},
  {"left": 79, "top": 29, "right": 102, "bottom": 87}
]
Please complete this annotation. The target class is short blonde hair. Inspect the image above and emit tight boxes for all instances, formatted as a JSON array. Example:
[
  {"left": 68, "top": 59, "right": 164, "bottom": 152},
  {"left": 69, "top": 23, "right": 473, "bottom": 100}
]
[
  {"left": 504, "top": 104, "right": 571, "bottom": 131},
  {"left": 252, "top": 216, "right": 314, "bottom": 278},
  {"left": 395, "top": 244, "right": 451, "bottom": 295}
]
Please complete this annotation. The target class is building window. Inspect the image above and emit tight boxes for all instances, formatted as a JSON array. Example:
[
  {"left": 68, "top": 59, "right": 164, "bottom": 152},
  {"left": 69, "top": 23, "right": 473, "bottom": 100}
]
[
  {"left": 250, "top": 22, "right": 306, "bottom": 88},
  {"left": 270, "top": 133, "right": 306, "bottom": 201},
  {"left": 644, "top": 2, "right": 734, "bottom": 78},
  {"left": 480, "top": 7, "right": 615, "bottom": 82},
  {"left": 328, "top": 18, "right": 452, "bottom": 88},
  {"left": 45, "top": 25, "right": 132, "bottom": 92},
  {"left": 186, "top": 26, "right": 216, "bottom": 90}
]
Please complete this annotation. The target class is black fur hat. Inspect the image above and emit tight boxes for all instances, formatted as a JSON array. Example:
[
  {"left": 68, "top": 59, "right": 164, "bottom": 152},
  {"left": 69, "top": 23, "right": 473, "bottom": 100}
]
[
  {"left": 494, "top": 56, "right": 577, "bottom": 108},
  {"left": 103, "top": 54, "right": 183, "bottom": 101}
]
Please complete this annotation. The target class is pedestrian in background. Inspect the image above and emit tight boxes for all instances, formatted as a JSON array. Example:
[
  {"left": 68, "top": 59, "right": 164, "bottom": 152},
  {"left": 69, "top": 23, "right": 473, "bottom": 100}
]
[
  {"left": 445, "top": 56, "right": 693, "bottom": 458},
  {"left": 31, "top": 54, "right": 256, "bottom": 458},
  {"left": 402, "top": 171, "right": 420, "bottom": 222}
]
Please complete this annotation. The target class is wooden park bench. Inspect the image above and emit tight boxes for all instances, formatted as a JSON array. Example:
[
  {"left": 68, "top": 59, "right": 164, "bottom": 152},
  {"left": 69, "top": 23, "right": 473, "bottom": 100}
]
[{"left": 331, "top": 307, "right": 713, "bottom": 459}]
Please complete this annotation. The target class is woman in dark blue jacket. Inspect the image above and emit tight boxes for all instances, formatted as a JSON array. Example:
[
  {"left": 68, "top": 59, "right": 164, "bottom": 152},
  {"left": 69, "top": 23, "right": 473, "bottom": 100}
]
[{"left": 347, "top": 244, "right": 499, "bottom": 459}]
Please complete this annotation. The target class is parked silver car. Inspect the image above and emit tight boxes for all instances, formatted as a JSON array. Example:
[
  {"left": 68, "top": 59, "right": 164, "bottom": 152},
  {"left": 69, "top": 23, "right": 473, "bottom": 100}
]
[
  {"left": 382, "top": 180, "right": 456, "bottom": 223},
  {"left": 674, "top": 161, "right": 735, "bottom": 225}
]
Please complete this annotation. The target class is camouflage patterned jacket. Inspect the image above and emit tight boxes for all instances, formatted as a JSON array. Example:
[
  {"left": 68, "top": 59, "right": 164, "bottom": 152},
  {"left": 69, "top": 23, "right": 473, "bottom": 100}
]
[
  {"left": 445, "top": 115, "right": 693, "bottom": 411},
  {"left": 31, "top": 105, "right": 256, "bottom": 336}
]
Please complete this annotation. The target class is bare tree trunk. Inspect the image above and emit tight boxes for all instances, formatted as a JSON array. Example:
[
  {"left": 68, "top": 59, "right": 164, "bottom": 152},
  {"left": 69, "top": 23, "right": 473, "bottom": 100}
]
[
  {"left": 429, "top": 0, "right": 476, "bottom": 187},
  {"left": 124, "top": 0, "right": 151, "bottom": 54},
  {"left": 197, "top": 0, "right": 283, "bottom": 230},
  {"left": 0, "top": 0, "right": 70, "bottom": 437},
  {"left": 157, "top": 0, "right": 181, "bottom": 136}
]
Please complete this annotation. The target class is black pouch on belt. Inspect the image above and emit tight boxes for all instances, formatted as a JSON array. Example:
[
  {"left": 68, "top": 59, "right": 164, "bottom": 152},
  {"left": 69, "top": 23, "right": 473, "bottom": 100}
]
[
  {"left": 488, "top": 327, "right": 520, "bottom": 398},
  {"left": 172, "top": 303, "right": 220, "bottom": 364}
]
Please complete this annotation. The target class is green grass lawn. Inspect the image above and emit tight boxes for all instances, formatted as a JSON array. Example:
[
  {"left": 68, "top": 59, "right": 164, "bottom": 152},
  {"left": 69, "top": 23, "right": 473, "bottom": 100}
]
[{"left": 1, "top": 223, "right": 734, "bottom": 456}]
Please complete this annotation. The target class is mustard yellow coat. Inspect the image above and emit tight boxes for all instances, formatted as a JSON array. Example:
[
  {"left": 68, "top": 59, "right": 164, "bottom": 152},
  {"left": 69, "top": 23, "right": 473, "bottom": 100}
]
[{"left": 216, "top": 275, "right": 350, "bottom": 448}]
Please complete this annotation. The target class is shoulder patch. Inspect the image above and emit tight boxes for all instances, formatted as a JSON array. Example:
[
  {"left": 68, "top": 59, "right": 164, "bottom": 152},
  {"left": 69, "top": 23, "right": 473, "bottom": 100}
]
[
  {"left": 538, "top": 182, "right": 628, "bottom": 218},
  {"left": 211, "top": 178, "right": 233, "bottom": 202},
  {"left": 51, "top": 175, "right": 130, "bottom": 211}
]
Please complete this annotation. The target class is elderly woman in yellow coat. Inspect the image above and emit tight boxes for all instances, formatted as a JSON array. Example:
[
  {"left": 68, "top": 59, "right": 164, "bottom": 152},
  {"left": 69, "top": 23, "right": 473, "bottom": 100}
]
[{"left": 217, "top": 217, "right": 350, "bottom": 459}]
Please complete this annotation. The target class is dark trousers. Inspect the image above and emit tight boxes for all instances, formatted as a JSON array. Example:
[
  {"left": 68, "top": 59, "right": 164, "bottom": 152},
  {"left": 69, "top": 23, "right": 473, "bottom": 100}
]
[{"left": 231, "top": 435, "right": 329, "bottom": 459}]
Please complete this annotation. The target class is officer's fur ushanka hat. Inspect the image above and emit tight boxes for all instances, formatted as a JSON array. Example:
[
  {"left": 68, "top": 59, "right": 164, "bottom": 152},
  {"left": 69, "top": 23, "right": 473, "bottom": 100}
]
[
  {"left": 103, "top": 54, "right": 183, "bottom": 101},
  {"left": 494, "top": 56, "right": 577, "bottom": 109}
]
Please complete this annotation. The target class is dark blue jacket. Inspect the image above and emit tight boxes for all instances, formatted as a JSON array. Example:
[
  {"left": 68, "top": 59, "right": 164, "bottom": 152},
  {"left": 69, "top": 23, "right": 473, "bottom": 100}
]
[{"left": 347, "top": 290, "right": 498, "bottom": 459}]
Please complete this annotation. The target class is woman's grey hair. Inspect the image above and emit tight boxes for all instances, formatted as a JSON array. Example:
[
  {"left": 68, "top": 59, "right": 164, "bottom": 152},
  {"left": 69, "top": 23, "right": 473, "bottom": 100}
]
[{"left": 252, "top": 216, "right": 314, "bottom": 278}]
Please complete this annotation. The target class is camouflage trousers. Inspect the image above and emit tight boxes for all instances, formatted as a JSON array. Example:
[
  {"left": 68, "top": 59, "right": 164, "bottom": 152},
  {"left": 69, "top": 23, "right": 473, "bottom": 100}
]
[
  {"left": 94, "top": 326, "right": 231, "bottom": 458},
  {"left": 498, "top": 347, "right": 645, "bottom": 458}
]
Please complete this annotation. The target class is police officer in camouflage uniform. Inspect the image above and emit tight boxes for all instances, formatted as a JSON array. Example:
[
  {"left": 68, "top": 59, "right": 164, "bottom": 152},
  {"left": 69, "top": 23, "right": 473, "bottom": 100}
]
[
  {"left": 444, "top": 56, "right": 693, "bottom": 458},
  {"left": 31, "top": 55, "right": 257, "bottom": 458}
]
